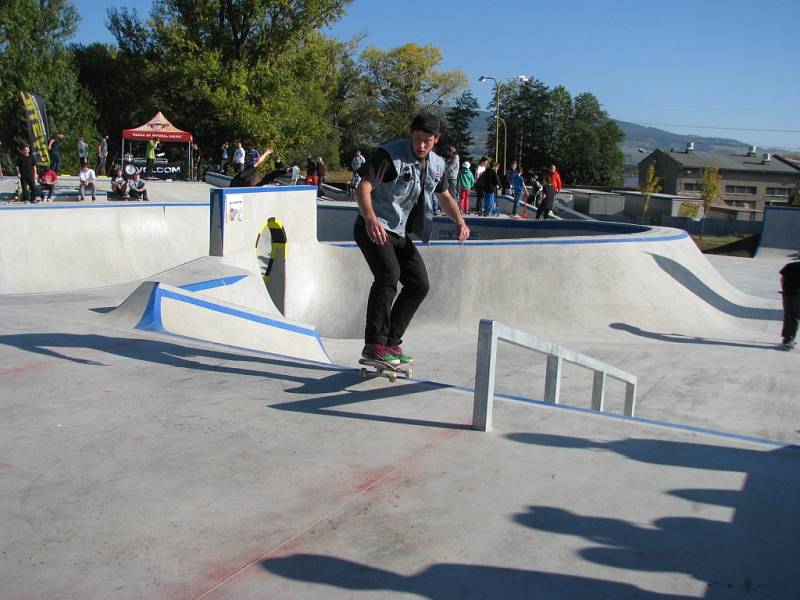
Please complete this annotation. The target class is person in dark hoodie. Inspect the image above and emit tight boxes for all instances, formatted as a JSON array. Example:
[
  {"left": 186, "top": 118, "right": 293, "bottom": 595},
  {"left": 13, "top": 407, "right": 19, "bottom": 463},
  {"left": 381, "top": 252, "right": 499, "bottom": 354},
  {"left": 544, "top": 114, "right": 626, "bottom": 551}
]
[{"left": 229, "top": 148, "right": 289, "bottom": 188}]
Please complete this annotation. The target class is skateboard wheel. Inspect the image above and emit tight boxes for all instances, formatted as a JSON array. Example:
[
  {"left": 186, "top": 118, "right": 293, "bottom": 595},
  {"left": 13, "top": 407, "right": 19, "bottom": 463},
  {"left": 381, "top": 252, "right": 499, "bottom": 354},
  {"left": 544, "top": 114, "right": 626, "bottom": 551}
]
[
  {"left": 406, "top": 368, "right": 412, "bottom": 378},
  {"left": 388, "top": 373, "right": 397, "bottom": 383}
]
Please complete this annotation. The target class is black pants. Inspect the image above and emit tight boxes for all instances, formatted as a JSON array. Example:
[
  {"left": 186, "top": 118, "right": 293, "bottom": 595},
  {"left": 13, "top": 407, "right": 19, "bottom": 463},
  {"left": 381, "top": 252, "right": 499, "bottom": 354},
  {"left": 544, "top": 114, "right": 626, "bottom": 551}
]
[
  {"left": 19, "top": 176, "right": 35, "bottom": 201},
  {"left": 475, "top": 189, "right": 485, "bottom": 214},
  {"left": 354, "top": 217, "right": 430, "bottom": 346},
  {"left": 782, "top": 292, "right": 800, "bottom": 343},
  {"left": 536, "top": 200, "right": 553, "bottom": 219}
]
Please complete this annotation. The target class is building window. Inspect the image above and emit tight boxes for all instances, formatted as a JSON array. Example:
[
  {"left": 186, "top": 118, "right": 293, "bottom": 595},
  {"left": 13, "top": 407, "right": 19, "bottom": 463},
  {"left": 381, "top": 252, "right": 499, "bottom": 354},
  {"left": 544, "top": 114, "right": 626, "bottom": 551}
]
[
  {"left": 766, "top": 187, "right": 791, "bottom": 197},
  {"left": 684, "top": 182, "right": 701, "bottom": 192},
  {"left": 724, "top": 185, "right": 757, "bottom": 195}
]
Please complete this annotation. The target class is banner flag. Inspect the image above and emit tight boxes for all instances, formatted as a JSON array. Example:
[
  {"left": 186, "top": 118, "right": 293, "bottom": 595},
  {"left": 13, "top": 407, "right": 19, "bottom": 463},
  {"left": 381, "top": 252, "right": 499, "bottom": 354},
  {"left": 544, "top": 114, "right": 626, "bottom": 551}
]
[{"left": 19, "top": 92, "right": 50, "bottom": 166}]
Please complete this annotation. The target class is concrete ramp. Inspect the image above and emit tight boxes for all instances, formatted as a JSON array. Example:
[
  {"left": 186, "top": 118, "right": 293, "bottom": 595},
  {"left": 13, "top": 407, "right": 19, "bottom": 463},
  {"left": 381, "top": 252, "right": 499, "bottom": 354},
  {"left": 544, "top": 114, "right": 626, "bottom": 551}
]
[
  {"left": 0, "top": 202, "right": 209, "bottom": 293},
  {"left": 108, "top": 280, "right": 331, "bottom": 364},
  {"left": 756, "top": 205, "right": 800, "bottom": 259}
]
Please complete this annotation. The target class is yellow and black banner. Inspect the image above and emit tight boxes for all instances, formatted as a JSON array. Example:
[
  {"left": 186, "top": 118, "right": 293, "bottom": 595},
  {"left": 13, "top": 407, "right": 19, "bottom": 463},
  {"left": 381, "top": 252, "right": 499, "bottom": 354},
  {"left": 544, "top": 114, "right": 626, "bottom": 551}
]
[{"left": 19, "top": 92, "right": 50, "bottom": 166}]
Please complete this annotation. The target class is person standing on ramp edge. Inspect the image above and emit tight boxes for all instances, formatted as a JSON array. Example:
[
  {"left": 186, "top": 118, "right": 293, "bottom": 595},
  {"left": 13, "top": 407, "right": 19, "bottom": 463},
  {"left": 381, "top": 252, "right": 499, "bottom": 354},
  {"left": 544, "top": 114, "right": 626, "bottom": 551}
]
[{"left": 354, "top": 113, "right": 470, "bottom": 366}]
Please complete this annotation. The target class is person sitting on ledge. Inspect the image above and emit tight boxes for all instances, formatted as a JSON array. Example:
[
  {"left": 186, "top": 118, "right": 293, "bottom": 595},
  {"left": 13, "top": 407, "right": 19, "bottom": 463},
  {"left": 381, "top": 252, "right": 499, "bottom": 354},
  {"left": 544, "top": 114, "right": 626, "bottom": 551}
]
[
  {"left": 38, "top": 168, "right": 57, "bottom": 202},
  {"left": 110, "top": 168, "right": 129, "bottom": 199},
  {"left": 128, "top": 171, "right": 148, "bottom": 201}
]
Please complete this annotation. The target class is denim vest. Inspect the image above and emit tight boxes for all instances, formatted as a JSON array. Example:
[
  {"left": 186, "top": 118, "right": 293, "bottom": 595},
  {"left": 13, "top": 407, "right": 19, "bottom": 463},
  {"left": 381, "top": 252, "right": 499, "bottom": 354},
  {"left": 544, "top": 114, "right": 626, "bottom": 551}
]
[{"left": 370, "top": 139, "right": 445, "bottom": 243}]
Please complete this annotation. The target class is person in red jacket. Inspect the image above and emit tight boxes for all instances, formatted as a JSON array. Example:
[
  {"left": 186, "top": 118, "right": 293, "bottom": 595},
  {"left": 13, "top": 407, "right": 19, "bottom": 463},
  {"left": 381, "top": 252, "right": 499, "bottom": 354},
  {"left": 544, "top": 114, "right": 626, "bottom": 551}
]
[{"left": 549, "top": 164, "right": 563, "bottom": 192}]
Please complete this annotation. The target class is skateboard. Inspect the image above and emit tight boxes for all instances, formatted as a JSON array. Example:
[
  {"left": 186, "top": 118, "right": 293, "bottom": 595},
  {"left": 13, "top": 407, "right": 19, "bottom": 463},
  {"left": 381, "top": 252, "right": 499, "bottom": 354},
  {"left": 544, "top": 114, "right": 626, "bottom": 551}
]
[{"left": 358, "top": 358, "right": 412, "bottom": 383}]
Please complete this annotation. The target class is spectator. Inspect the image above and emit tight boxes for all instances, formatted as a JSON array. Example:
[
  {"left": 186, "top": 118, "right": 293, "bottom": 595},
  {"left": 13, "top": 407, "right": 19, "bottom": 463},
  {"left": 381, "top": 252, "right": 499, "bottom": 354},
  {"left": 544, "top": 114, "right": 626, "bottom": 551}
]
[
  {"left": 316, "top": 156, "right": 327, "bottom": 197},
  {"left": 77, "top": 137, "right": 88, "bottom": 168},
  {"left": 305, "top": 155, "right": 317, "bottom": 185},
  {"left": 445, "top": 146, "right": 460, "bottom": 205},
  {"left": 529, "top": 174, "right": 543, "bottom": 207},
  {"left": 350, "top": 149, "right": 366, "bottom": 173},
  {"left": 290, "top": 163, "right": 300, "bottom": 185},
  {"left": 549, "top": 163, "right": 563, "bottom": 193},
  {"left": 510, "top": 167, "right": 527, "bottom": 218},
  {"left": 128, "top": 171, "right": 149, "bottom": 201},
  {"left": 505, "top": 161, "right": 518, "bottom": 196},
  {"left": 232, "top": 142, "right": 245, "bottom": 173},
  {"left": 220, "top": 142, "right": 229, "bottom": 174},
  {"left": 457, "top": 160, "right": 475, "bottom": 214},
  {"left": 48, "top": 133, "right": 64, "bottom": 175},
  {"left": 473, "top": 156, "right": 488, "bottom": 214},
  {"left": 38, "top": 168, "right": 57, "bottom": 202},
  {"left": 111, "top": 167, "right": 129, "bottom": 199},
  {"left": 192, "top": 142, "right": 202, "bottom": 181},
  {"left": 479, "top": 161, "right": 501, "bottom": 216},
  {"left": 246, "top": 144, "right": 260, "bottom": 168},
  {"left": 536, "top": 168, "right": 556, "bottom": 220},
  {"left": 96, "top": 134, "right": 109, "bottom": 176},
  {"left": 145, "top": 137, "right": 157, "bottom": 180},
  {"left": 15, "top": 144, "right": 37, "bottom": 203},
  {"left": 78, "top": 163, "right": 97, "bottom": 202}
]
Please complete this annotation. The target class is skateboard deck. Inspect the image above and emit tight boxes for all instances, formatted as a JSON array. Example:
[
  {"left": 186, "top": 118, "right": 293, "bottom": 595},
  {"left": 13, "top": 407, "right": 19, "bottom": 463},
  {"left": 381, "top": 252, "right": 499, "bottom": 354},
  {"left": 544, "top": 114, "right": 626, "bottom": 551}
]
[{"left": 358, "top": 358, "right": 412, "bottom": 382}]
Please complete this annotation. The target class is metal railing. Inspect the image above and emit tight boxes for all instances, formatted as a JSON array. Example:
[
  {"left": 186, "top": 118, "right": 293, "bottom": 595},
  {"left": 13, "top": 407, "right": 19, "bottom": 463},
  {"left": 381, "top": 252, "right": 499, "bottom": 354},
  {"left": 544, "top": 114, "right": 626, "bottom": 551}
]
[{"left": 472, "top": 320, "right": 637, "bottom": 431}]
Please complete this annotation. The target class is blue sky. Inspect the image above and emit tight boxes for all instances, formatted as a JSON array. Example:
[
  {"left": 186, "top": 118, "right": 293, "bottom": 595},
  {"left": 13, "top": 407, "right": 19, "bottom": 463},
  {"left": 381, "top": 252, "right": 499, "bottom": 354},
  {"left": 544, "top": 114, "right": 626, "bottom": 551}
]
[{"left": 73, "top": 0, "right": 800, "bottom": 150}]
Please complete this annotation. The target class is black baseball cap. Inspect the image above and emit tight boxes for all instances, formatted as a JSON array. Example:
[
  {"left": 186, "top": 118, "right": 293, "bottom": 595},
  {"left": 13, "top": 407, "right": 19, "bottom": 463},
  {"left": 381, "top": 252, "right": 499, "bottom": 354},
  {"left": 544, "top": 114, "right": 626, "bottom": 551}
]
[{"left": 410, "top": 113, "right": 441, "bottom": 135}]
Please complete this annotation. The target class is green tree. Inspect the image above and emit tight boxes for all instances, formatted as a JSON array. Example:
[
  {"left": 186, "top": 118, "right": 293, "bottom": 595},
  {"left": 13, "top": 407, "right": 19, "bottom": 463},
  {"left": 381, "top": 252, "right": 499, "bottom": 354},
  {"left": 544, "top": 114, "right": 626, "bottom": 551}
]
[
  {"left": 640, "top": 161, "right": 662, "bottom": 220},
  {"left": 359, "top": 43, "right": 467, "bottom": 140},
  {"left": 105, "top": 0, "right": 351, "bottom": 168},
  {"left": 0, "top": 0, "right": 97, "bottom": 173},
  {"left": 699, "top": 161, "right": 721, "bottom": 238},
  {"left": 438, "top": 90, "right": 479, "bottom": 163}
]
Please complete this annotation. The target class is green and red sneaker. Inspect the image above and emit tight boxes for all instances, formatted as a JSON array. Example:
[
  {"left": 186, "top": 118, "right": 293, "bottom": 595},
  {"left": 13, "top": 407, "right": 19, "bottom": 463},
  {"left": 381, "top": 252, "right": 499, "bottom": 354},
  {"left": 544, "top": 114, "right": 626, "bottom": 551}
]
[
  {"left": 387, "top": 344, "right": 414, "bottom": 365},
  {"left": 362, "top": 343, "right": 400, "bottom": 365}
]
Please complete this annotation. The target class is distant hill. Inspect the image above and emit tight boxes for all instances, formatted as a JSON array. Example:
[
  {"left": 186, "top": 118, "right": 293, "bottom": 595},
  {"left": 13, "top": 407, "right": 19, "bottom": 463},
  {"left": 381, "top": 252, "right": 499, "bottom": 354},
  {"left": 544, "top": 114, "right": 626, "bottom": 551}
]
[{"left": 466, "top": 112, "right": 787, "bottom": 166}]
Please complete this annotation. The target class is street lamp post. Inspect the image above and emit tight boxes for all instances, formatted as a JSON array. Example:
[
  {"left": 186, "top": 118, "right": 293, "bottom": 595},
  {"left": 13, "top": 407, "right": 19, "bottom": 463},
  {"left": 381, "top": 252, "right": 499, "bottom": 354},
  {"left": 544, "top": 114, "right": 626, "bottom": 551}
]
[
  {"left": 478, "top": 75, "right": 499, "bottom": 165},
  {"left": 479, "top": 75, "right": 529, "bottom": 173},
  {"left": 496, "top": 116, "right": 508, "bottom": 176}
]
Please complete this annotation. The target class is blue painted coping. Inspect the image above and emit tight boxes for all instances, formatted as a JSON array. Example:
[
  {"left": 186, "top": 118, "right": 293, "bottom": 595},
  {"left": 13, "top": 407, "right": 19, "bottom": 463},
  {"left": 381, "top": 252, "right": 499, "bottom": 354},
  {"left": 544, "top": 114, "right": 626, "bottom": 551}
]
[
  {"left": 135, "top": 282, "right": 330, "bottom": 362},
  {"left": 179, "top": 275, "right": 248, "bottom": 293},
  {"left": 0, "top": 201, "right": 209, "bottom": 211}
]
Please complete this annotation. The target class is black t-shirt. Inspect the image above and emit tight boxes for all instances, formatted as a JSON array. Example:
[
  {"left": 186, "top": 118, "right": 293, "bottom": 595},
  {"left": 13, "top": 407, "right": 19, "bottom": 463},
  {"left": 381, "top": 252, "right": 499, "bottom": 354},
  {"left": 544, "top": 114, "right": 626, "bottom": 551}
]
[
  {"left": 16, "top": 153, "right": 35, "bottom": 179},
  {"left": 358, "top": 148, "right": 446, "bottom": 233},
  {"left": 780, "top": 261, "right": 800, "bottom": 295}
]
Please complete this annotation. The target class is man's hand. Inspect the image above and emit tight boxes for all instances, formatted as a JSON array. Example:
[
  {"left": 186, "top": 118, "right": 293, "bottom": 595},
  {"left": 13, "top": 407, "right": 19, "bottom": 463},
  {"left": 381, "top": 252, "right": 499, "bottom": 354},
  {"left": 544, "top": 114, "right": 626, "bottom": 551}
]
[
  {"left": 365, "top": 214, "right": 388, "bottom": 245},
  {"left": 455, "top": 221, "right": 470, "bottom": 242}
]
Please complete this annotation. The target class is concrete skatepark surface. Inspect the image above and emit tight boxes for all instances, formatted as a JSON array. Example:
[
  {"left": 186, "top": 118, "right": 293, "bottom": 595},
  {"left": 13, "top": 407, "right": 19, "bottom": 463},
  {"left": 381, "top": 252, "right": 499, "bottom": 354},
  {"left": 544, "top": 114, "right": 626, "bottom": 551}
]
[{"left": 1, "top": 176, "right": 799, "bottom": 599}]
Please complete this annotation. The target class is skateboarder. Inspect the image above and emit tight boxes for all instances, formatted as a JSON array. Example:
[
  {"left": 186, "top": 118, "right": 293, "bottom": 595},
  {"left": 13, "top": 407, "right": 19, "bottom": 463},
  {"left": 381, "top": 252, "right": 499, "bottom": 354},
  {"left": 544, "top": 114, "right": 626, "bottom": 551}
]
[
  {"left": 780, "top": 256, "right": 800, "bottom": 350},
  {"left": 354, "top": 113, "right": 470, "bottom": 366}
]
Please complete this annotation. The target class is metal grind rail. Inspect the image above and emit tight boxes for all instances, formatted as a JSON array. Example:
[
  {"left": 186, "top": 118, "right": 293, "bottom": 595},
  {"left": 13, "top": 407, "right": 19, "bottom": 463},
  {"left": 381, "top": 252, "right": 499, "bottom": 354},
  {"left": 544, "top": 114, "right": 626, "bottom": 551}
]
[{"left": 473, "top": 320, "right": 637, "bottom": 431}]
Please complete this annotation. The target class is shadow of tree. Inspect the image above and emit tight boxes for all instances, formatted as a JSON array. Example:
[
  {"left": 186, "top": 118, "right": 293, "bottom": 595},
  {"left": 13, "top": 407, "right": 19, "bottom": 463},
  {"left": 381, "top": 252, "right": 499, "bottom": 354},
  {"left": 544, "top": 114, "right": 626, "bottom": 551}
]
[
  {"left": 506, "top": 432, "right": 800, "bottom": 598},
  {"left": 260, "top": 553, "right": 690, "bottom": 599}
]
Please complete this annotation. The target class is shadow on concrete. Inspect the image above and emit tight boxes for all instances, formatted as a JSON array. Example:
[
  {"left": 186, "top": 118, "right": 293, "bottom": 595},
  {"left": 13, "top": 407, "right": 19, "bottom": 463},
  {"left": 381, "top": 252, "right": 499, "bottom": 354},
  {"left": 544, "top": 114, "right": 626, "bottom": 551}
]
[
  {"left": 649, "top": 253, "right": 782, "bottom": 321},
  {"left": 259, "top": 553, "right": 689, "bottom": 599},
  {"left": 610, "top": 322, "right": 778, "bottom": 350},
  {"left": 0, "top": 332, "right": 467, "bottom": 430},
  {"left": 506, "top": 432, "right": 800, "bottom": 598}
]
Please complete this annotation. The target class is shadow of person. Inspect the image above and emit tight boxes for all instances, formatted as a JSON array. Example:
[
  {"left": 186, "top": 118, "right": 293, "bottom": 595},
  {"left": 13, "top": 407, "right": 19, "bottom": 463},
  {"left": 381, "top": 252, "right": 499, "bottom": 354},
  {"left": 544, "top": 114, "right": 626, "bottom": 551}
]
[
  {"left": 648, "top": 253, "right": 782, "bottom": 321},
  {"left": 506, "top": 432, "right": 800, "bottom": 598},
  {"left": 610, "top": 322, "right": 778, "bottom": 350},
  {"left": 0, "top": 332, "right": 468, "bottom": 430},
  {"left": 260, "top": 553, "right": 690, "bottom": 599}
]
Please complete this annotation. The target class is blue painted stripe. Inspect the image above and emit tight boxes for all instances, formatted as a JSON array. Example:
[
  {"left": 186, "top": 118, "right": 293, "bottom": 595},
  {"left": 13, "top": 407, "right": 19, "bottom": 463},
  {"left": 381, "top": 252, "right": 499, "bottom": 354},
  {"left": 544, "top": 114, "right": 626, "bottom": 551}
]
[
  {"left": 179, "top": 274, "right": 248, "bottom": 292},
  {"left": 134, "top": 285, "right": 166, "bottom": 332},
  {"left": 331, "top": 230, "right": 688, "bottom": 248},
  {"left": 220, "top": 185, "right": 317, "bottom": 194},
  {"left": 0, "top": 201, "right": 208, "bottom": 211}
]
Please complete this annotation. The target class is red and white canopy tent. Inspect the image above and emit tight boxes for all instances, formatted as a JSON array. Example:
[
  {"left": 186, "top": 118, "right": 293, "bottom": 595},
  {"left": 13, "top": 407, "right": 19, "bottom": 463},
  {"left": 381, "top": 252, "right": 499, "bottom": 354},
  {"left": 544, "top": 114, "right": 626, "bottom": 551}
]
[{"left": 121, "top": 112, "right": 194, "bottom": 176}]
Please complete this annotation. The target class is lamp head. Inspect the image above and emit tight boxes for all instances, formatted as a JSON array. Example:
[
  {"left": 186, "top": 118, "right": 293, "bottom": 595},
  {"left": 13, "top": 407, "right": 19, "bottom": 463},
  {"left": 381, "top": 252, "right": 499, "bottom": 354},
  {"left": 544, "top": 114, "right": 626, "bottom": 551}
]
[{"left": 478, "top": 75, "right": 486, "bottom": 82}]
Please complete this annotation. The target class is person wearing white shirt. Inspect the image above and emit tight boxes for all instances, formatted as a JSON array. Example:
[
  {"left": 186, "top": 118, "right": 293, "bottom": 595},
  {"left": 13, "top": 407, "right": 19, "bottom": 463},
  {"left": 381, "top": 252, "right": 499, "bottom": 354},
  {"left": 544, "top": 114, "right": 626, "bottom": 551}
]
[
  {"left": 232, "top": 142, "right": 246, "bottom": 173},
  {"left": 79, "top": 164, "right": 97, "bottom": 202}
]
